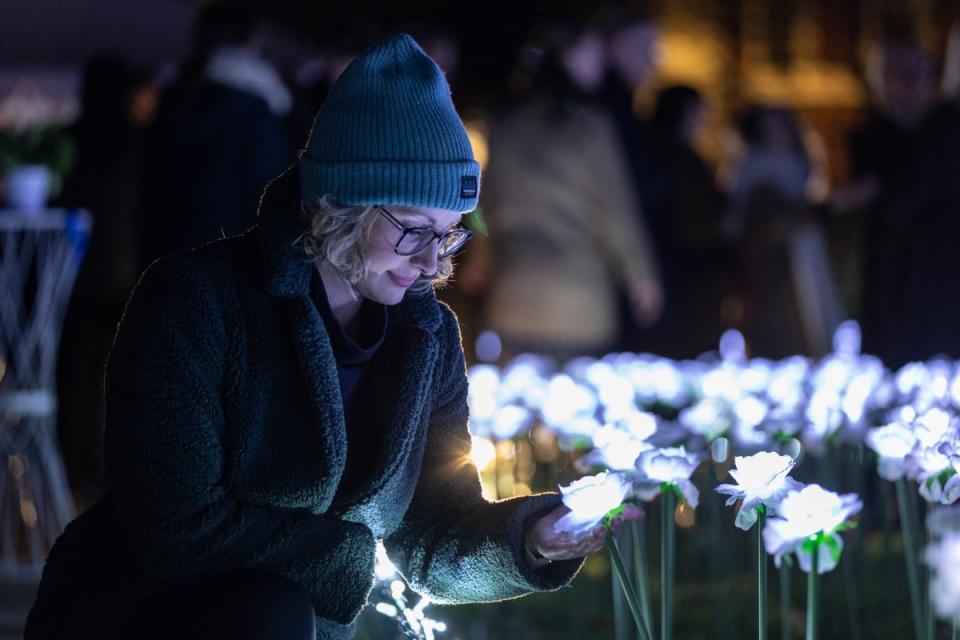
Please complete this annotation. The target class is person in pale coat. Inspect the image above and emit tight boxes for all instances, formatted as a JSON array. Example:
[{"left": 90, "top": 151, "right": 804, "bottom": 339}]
[{"left": 479, "top": 22, "right": 662, "bottom": 363}]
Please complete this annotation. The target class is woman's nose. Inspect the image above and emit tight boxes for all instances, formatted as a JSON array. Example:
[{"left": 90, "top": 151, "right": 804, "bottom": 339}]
[{"left": 411, "top": 239, "right": 440, "bottom": 274}]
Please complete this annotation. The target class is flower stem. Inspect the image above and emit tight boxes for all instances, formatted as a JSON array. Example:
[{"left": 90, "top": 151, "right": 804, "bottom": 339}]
[
  {"left": 781, "top": 563, "right": 791, "bottom": 640},
  {"left": 925, "top": 501, "right": 935, "bottom": 640},
  {"left": 632, "top": 519, "right": 655, "bottom": 639},
  {"left": 612, "top": 553, "right": 629, "bottom": 640},
  {"left": 661, "top": 490, "right": 676, "bottom": 640},
  {"left": 895, "top": 478, "right": 924, "bottom": 640},
  {"left": 953, "top": 617, "right": 958, "bottom": 640},
  {"left": 806, "top": 542, "right": 819, "bottom": 640},
  {"left": 607, "top": 535, "right": 653, "bottom": 640},
  {"left": 759, "top": 509, "right": 768, "bottom": 640}
]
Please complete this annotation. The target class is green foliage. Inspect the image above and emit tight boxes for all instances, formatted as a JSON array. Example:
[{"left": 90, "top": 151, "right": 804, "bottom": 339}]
[
  {"left": 0, "top": 125, "right": 76, "bottom": 180},
  {"left": 462, "top": 207, "right": 487, "bottom": 236},
  {"left": 603, "top": 504, "right": 626, "bottom": 526}
]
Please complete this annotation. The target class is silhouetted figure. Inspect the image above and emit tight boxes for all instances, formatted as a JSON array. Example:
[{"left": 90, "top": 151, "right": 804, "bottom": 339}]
[
  {"left": 898, "top": 93, "right": 960, "bottom": 362},
  {"left": 648, "top": 85, "right": 730, "bottom": 357},
  {"left": 141, "top": 4, "right": 292, "bottom": 265},
  {"left": 727, "top": 105, "right": 843, "bottom": 359},
  {"left": 596, "top": 8, "right": 683, "bottom": 356},
  {"left": 57, "top": 54, "right": 150, "bottom": 507},
  {"left": 846, "top": 37, "right": 935, "bottom": 366}
]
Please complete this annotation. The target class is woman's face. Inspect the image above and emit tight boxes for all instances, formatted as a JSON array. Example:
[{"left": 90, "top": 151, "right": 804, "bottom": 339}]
[{"left": 356, "top": 205, "right": 462, "bottom": 306}]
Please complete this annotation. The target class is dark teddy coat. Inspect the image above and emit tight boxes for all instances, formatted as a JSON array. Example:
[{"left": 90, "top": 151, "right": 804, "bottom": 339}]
[{"left": 26, "top": 169, "right": 581, "bottom": 640}]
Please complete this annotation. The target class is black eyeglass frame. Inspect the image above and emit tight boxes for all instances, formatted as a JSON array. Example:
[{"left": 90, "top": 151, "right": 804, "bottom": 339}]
[{"left": 376, "top": 205, "right": 473, "bottom": 258}]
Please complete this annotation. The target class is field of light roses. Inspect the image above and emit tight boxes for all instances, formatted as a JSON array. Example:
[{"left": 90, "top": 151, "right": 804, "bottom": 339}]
[{"left": 434, "top": 322, "right": 959, "bottom": 640}]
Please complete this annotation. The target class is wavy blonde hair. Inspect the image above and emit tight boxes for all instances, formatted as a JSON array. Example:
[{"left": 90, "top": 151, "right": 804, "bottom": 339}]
[{"left": 297, "top": 195, "right": 454, "bottom": 297}]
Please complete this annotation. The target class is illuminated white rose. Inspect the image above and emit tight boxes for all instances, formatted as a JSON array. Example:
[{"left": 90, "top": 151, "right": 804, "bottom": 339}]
[
  {"left": 555, "top": 472, "right": 633, "bottom": 536},
  {"left": 763, "top": 485, "right": 862, "bottom": 574},
  {"left": 542, "top": 375, "right": 597, "bottom": 429},
  {"left": 636, "top": 447, "right": 701, "bottom": 508},
  {"left": 679, "top": 398, "right": 730, "bottom": 439},
  {"left": 715, "top": 451, "right": 803, "bottom": 530},
  {"left": 914, "top": 408, "right": 951, "bottom": 449},
  {"left": 578, "top": 425, "right": 652, "bottom": 472},
  {"left": 865, "top": 423, "right": 917, "bottom": 481},
  {"left": 925, "top": 532, "right": 960, "bottom": 620}
]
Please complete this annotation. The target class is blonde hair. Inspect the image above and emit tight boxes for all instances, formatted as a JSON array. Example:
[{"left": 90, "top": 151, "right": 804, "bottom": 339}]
[{"left": 297, "top": 195, "right": 454, "bottom": 297}]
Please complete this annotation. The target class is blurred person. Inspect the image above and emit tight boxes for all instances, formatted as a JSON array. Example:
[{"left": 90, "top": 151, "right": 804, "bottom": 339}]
[
  {"left": 287, "top": 28, "right": 383, "bottom": 147},
  {"left": 647, "top": 85, "right": 731, "bottom": 357},
  {"left": 140, "top": 3, "right": 293, "bottom": 265},
  {"left": 841, "top": 36, "right": 935, "bottom": 366},
  {"left": 57, "top": 54, "right": 152, "bottom": 508},
  {"left": 725, "top": 105, "right": 844, "bottom": 358},
  {"left": 597, "top": 7, "right": 692, "bottom": 356},
  {"left": 598, "top": 4, "right": 660, "bottom": 217},
  {"left": 479, "top": 21, "right": 662, "bottom": 364},
  {"left": 893, "top": 46, "right": 960, "bottom": 363},
  {"left": 27, "top": 35, "right": 631, "bottom": 640}
]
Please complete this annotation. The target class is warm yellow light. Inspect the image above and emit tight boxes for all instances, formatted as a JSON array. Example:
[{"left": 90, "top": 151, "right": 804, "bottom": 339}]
[
  {"left": 469, "top": 436, "right": 497, "bottom": 472},
  {"left": 495, "top": 439, "right": 515, "bottom": 460},
  {"left": 582, "top": 552, "right": 609, "bottom": 578},
  {"left": 464, "top": 120, "right": 489, "bottom": 171},
  {"left": 8, "top": 454, "right": 26, "bottom": 480},
  {"left": 675, "top": 500, "right": 696, "bottom": 528},
  {"left": 20, "top": 499, "right": 37, "bottom": 527}
]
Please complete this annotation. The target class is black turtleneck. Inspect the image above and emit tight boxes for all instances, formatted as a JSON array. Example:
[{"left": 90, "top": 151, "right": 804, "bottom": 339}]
[{"left": 309, "top": 272, "right": 387, "bottom": 498}]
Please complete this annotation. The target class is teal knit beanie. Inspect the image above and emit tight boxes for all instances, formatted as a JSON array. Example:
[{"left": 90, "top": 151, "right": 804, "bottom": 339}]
[{"left": 299, "top": 33, "right": 480, "bottom": 212}]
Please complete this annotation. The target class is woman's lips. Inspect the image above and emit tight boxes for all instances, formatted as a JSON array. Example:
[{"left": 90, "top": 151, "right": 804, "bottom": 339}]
[{"left": 389, "top": 272, "right": 417, "bottom": 288}]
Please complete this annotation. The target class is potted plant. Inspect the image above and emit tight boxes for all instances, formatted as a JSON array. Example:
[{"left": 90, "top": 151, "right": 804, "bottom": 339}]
[{"left": 0, "top": 85, "right": 76, "bottom": 211}]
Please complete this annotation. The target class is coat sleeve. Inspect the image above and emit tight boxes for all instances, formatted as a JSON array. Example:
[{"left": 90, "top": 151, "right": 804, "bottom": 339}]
[
  {"left": 103, "top": 255, "right": 373, "bottom": 624},
  {"left": 383, "top": 306, "right": 583, "bottom": 603}
]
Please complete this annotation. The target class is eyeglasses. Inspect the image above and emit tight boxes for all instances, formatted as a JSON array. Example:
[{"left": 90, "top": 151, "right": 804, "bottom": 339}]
[{"left": 377, "top": 205, "right": 473, "bottom": 258}]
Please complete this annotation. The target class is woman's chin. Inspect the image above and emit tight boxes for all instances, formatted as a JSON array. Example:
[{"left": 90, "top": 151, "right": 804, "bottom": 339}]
[{"left": 359, "top": 284, "right": 408, "bottom": 306}]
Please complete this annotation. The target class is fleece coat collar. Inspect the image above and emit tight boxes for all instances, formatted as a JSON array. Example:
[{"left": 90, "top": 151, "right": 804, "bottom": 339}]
[{"left": 254, "top": 166, "right": 443, "bottom": 531}]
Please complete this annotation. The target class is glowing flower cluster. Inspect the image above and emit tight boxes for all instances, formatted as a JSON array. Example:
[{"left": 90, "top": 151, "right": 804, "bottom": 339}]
[
  {"left": 864, "top": 407, "right": 960, "bottom": 505},
  {"left": 469, "top": 322, "right": 960, "bottom": 519}
]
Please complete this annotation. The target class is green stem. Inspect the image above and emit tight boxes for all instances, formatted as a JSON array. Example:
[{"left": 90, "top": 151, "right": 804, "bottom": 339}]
[
  {"left": 632, "top": 519, "right": 655, "bottom": 640},
  {"left": 759, "top": 509, "right": 768, "bottom": 640},
  {"left": 925, "top": 502, "right": 935, "bottom": 640},
  {"left": 953, "top": 617, "right": 958, "bottom": 640},
  {"left": 806, "top": 542, "right": 819, "bottom": 640},
  {"left": 781, "top": 563, "right": 791, "bottom": 640},
  {"left": 841, "top": 531, "right": 862, "bottom": 640},
  {"left": 896, "top": 478, "right": 924, "bottom": 640},
  {"left": 661, "top": 490, "right": 676, "bottom": 640},
  {"left": 613, "top": 548, "right": 629, "bottom": 640},
  {"left": 607, "top": 536, "right": 653, "bottom": 640}
]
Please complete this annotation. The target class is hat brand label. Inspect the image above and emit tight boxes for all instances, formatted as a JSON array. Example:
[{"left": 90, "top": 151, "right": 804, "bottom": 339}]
[{"left": 460, "top": 176, "right": 478, "bottom": 198}]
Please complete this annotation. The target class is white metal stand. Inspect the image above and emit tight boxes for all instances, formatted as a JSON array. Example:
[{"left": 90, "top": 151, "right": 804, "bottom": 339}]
[{"left": 0, "top": 209, "right": 91, "bottom": 579}]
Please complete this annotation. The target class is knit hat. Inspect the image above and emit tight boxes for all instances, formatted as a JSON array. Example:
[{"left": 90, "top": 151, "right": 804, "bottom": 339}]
[{"left": 299, "top": 34, "right": 480, "bottom": 212}]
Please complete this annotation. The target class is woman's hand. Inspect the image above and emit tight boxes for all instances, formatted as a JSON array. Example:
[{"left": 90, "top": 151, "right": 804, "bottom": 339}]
[{"left": 524, "top": 504, "right": 644, "bottom": 562}]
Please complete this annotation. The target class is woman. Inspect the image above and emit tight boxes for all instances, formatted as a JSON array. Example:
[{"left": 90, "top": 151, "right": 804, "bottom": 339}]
[
  {"left": 724, "top": 105, "right": 843, "bottom": 358},
  {"left": 479, "top": 22, "right": 662, "bottom": 364},
  {"left": 26, "top": 34, "right": 625, "bottom": 640}
]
